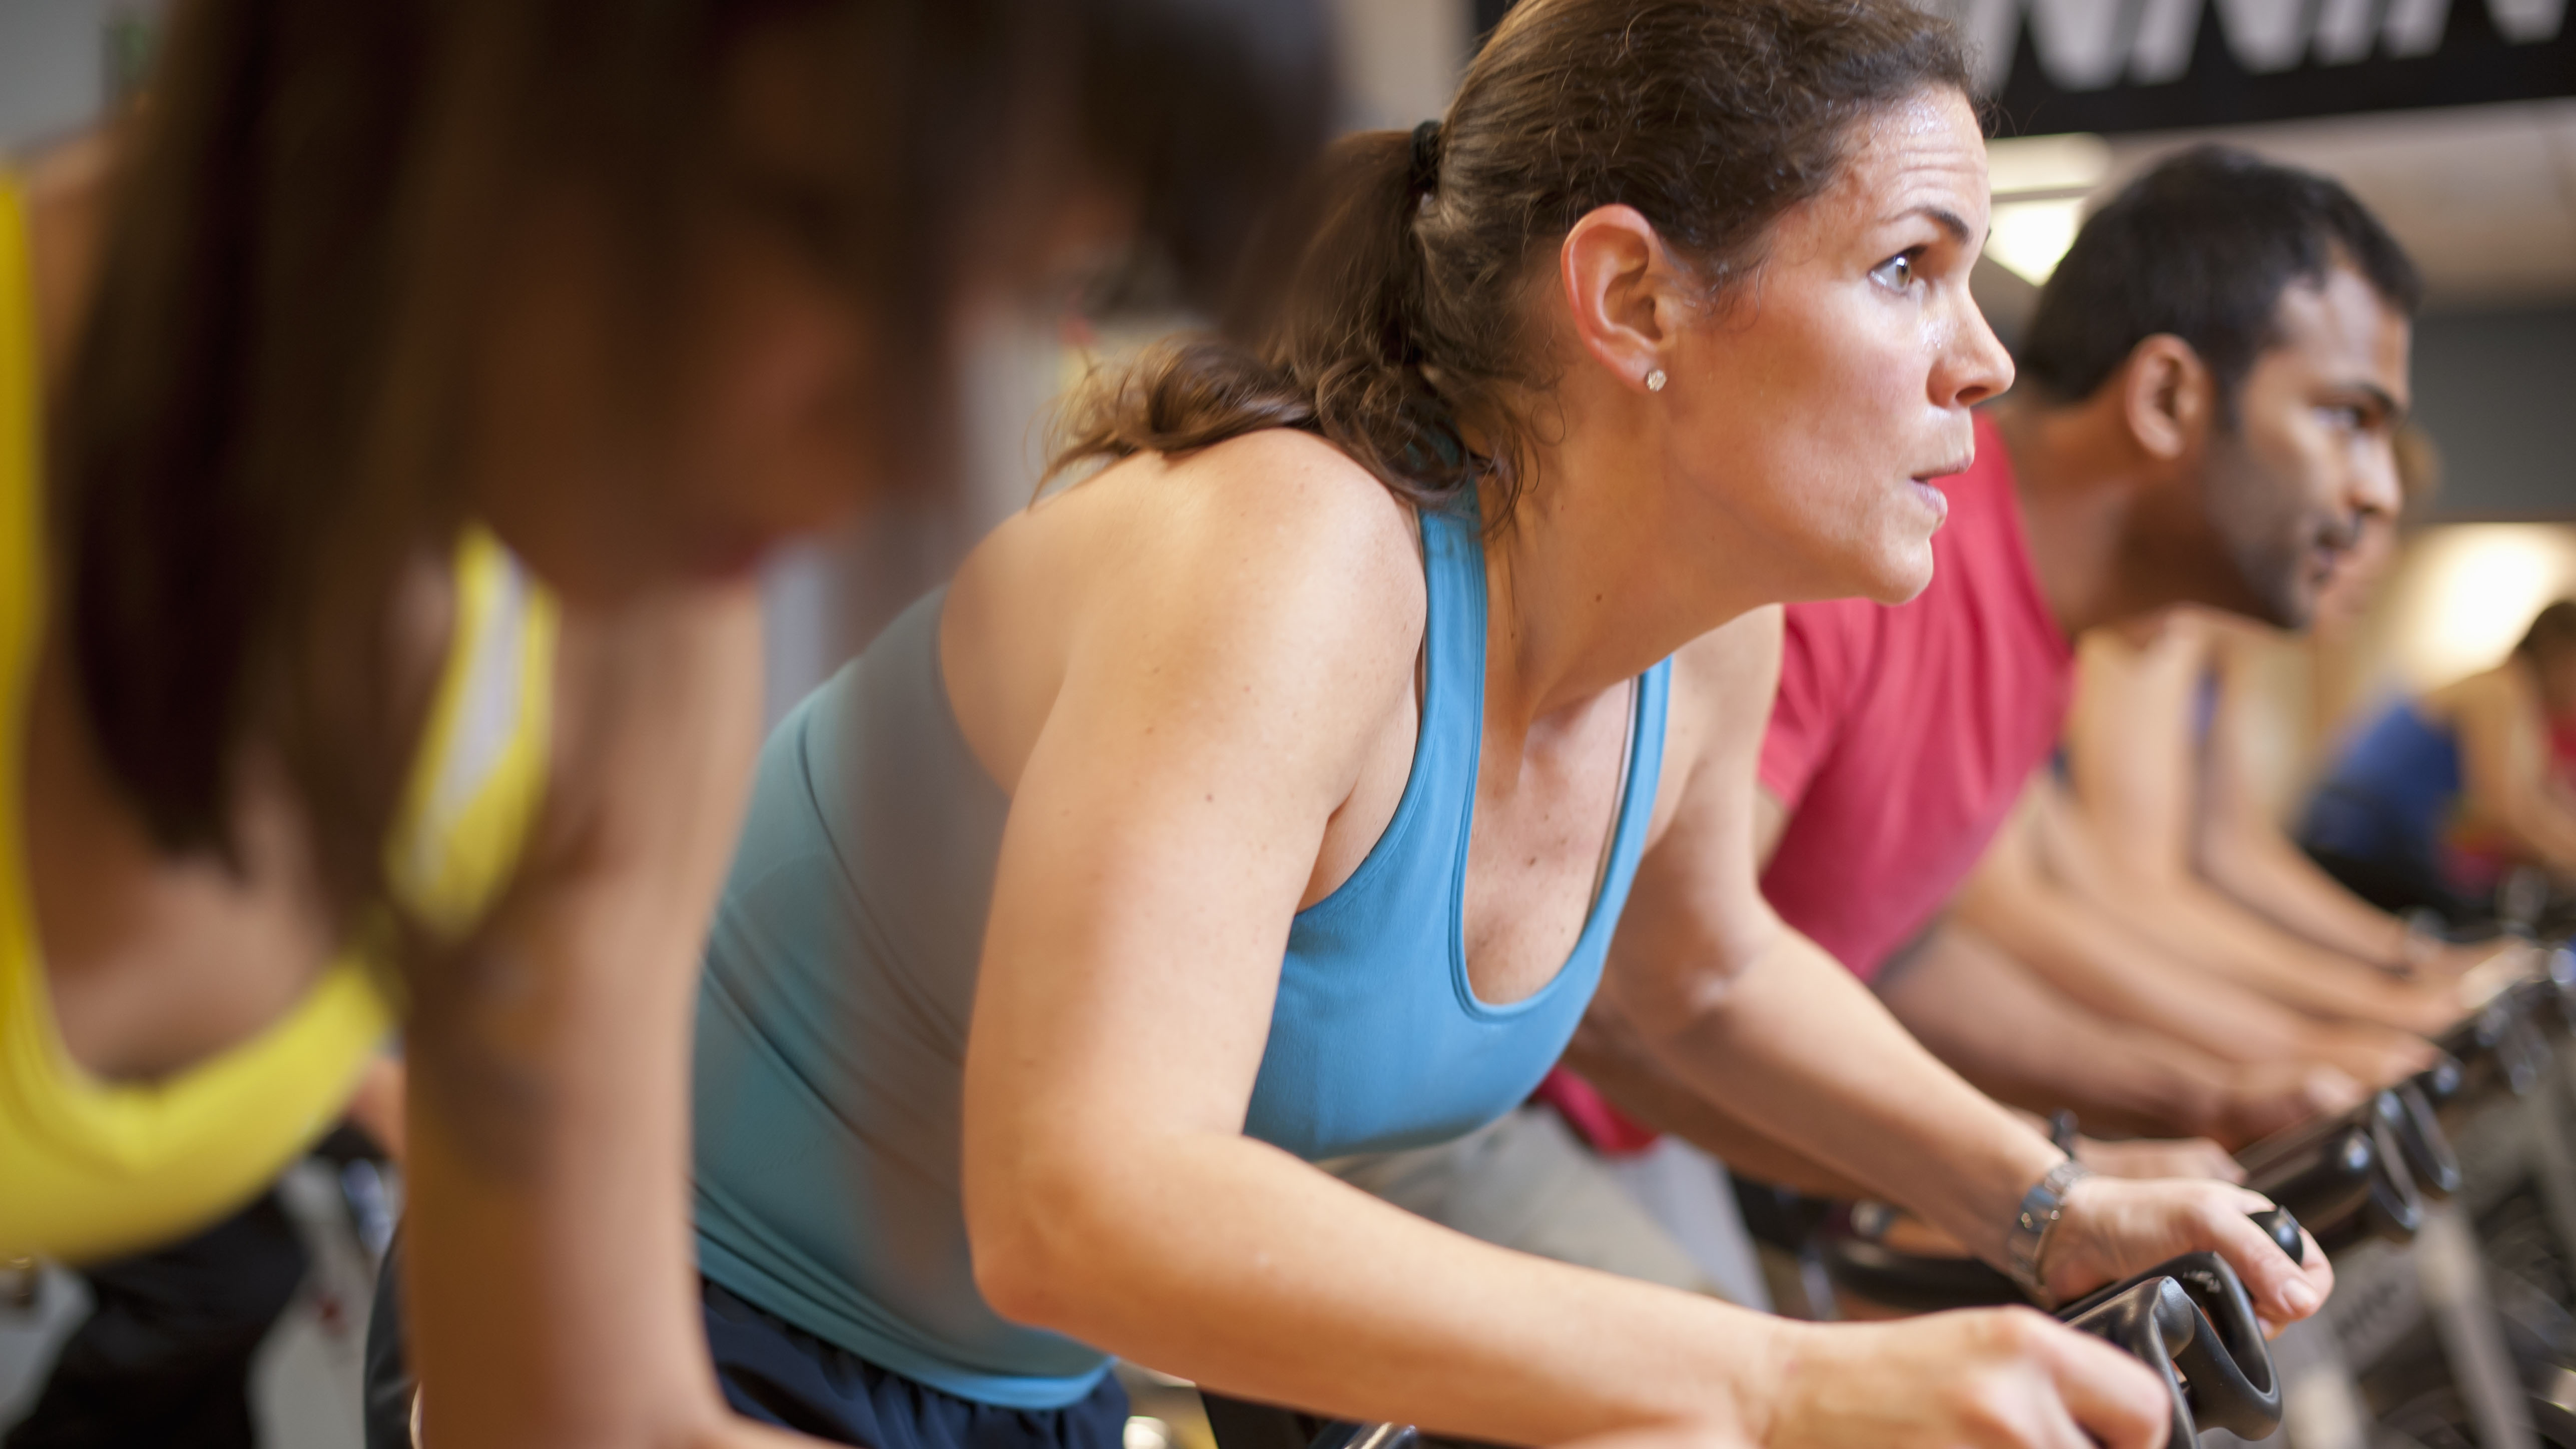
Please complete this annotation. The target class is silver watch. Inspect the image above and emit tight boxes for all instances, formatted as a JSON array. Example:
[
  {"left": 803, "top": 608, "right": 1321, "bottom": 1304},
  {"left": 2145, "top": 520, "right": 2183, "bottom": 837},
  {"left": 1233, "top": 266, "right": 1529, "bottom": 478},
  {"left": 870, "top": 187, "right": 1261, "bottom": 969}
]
[{"left": 2004, "top": 1158, "right": 2092, "bottom": 1303}]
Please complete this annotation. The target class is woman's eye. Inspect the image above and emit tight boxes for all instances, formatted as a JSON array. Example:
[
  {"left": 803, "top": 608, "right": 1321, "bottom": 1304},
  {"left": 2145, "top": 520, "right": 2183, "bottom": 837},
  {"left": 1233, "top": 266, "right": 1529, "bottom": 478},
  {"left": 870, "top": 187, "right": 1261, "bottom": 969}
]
[{"left": 1870, "top": 253, "right": 1918, "bottom": 291}]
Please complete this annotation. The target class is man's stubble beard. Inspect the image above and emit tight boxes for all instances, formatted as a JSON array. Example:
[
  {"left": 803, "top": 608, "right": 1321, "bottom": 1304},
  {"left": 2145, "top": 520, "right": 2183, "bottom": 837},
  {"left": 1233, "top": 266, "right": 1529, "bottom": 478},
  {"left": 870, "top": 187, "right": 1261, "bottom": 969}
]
[{"left": 2198, "top": 428, "right": 2317, "bottom": 632}]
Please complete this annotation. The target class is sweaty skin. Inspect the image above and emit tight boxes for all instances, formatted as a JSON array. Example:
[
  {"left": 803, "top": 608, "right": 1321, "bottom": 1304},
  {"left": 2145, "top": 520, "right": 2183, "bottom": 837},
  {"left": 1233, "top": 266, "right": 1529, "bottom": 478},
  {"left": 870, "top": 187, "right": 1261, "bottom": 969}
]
[{"left": 942, "top": 92, "right": 2323, "bottom": 1448}]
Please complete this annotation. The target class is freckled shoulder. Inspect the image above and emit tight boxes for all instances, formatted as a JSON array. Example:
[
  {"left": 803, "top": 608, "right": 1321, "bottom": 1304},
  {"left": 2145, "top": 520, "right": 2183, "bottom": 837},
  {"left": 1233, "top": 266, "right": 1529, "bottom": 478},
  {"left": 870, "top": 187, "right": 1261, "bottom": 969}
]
[
  {"left": 1059, "top": 428, "right": 1431, "bottom": 635},
  {"left": 1159, "top": 429, "right": 1422, "bottom": 567}
]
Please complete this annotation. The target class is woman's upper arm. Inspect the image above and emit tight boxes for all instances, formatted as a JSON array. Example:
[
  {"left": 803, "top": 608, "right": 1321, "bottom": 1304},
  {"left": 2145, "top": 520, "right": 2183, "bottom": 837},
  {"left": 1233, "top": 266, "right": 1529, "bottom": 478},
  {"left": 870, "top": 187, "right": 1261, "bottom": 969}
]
[{"left": 963, "top": 438, "right": 1423, "bottom": 1164}]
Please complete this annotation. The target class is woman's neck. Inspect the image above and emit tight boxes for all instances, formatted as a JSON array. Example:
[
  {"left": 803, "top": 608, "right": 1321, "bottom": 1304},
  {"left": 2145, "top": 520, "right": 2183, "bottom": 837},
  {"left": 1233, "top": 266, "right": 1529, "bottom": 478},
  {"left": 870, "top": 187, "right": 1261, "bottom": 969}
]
[{"left": 1473, "top": 419, "right": 1763, "bottom": 735}]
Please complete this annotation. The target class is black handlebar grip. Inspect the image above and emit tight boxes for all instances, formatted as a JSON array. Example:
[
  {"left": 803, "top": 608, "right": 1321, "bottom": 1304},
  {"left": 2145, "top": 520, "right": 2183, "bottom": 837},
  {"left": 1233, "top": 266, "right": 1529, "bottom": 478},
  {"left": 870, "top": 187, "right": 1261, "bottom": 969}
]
[
  {"left": 2249, "top": 1206, "right": 2304, "bottom": 1266},
  {"left": 2056, "top": 1252, "right": 2284, "bottom": 1442}
]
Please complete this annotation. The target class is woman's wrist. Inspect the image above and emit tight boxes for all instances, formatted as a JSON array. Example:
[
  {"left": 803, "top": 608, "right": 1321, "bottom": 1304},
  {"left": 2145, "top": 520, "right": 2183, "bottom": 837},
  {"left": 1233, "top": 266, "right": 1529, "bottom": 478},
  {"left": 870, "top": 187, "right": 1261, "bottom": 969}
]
[
  {"left": 1921, "top": 1127, "right": 2071, "bottom": 1272},
  {"left": 2002, "top": 1157, "right": 2092, "bottom": 1302}
]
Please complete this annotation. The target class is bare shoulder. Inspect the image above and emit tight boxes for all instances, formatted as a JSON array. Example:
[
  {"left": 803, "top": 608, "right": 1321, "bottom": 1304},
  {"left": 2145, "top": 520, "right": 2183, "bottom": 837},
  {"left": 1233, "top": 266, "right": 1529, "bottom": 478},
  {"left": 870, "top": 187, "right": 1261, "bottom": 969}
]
[
  {"left": 974, "top": 428, "right": 1420, "bottom": 609},
  {"left": 1142, "top": 428, "right": 1422, "bottom": 584},
  {"left": 2435, "top": 660, "right": 2538, "bottom": 727},
  {"left": 947, "top": 429, "right": 1429, "bottom": 794}
]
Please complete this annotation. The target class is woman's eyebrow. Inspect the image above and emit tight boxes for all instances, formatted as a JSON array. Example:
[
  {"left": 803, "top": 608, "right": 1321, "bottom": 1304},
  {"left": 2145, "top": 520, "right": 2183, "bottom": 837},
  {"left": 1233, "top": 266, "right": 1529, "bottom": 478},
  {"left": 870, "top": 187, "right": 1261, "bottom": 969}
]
[{"left": 1876, "top": 203, "right": 1974, "bottom": 244}]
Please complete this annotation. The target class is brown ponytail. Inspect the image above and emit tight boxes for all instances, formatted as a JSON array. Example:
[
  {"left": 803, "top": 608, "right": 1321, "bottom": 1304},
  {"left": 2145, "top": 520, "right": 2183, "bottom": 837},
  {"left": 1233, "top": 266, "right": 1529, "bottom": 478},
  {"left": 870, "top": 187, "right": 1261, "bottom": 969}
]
[{"left": 1056, "top": 0, "right": 1972, "bottom": 520}]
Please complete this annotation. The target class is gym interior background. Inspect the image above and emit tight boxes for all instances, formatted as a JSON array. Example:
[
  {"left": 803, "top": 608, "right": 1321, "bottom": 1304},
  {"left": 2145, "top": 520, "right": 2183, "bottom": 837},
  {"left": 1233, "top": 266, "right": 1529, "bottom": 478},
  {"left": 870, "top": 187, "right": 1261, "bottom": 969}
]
[{"left": 2, "top": 0, "right": 2571, "bottom": 1443}]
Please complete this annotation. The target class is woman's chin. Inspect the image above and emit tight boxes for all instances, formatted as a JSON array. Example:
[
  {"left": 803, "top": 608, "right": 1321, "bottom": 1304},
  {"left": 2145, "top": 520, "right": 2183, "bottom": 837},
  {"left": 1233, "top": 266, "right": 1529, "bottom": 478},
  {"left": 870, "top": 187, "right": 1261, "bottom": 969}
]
[{"left": 1849, "top": 543, "right": 1936, "bottom": 607}]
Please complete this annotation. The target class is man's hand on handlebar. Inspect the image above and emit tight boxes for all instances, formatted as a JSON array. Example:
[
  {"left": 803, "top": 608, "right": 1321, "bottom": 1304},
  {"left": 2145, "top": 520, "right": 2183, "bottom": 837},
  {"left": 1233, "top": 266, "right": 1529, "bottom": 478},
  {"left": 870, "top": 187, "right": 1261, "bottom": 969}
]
[
  {"left": 2070, "top": 1135, "right": 2243, "bottom": 1183},
  {"left": 1768, "top": 1309, "right": 2174, "bottom": 1449},
  {"left": 2215, "top": 1062, "right": 2366, "bottom": 1148},
  {"left": 2041, "top": 1178, "right": 2329, "bottom": 1336}
]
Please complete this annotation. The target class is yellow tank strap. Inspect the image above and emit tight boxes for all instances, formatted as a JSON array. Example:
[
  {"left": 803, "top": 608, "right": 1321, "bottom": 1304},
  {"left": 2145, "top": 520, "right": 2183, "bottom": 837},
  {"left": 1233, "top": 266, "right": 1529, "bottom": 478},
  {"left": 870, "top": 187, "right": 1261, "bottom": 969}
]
[{"left": 383, "top": 526, "right": 558, "bottom": 939}]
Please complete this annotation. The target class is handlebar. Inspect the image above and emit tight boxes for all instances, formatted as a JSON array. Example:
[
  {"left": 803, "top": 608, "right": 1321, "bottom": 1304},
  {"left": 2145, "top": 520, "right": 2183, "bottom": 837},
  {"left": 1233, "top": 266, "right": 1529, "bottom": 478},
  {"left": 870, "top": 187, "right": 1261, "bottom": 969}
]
[
  {"left": 1221, "top": 1211, "right": 2304, "bottom": 1449},
  {"left": 2238, "top": 1089, "right": 2428, "bottom": 1248},
  {"left": 2055, "top": 1251, "right": 2283, "bottom": 1443},
  {"left": 2377, "top": 1082, "right": 2460, "bottom": 1199},
  {"left": 2434, "top": 981, "right": 2550, "bottom": 1101}
]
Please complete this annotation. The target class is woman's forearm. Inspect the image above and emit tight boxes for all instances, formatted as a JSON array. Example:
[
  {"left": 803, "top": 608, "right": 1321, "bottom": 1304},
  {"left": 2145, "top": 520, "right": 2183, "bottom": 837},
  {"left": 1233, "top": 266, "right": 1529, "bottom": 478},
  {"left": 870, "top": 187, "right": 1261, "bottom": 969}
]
[
  {"left": 1601, "top": 925, "right": 2059, "bottom": 1270},
  {"left": 405, "top": 915, "right": 740, "bottom": 1449},
  {"left": 971, "top": 1126, "right": 1779, "bottom": 1444},
  {"left": 1563, "top": 1007, "right": 1877, "bottom": 1200}
]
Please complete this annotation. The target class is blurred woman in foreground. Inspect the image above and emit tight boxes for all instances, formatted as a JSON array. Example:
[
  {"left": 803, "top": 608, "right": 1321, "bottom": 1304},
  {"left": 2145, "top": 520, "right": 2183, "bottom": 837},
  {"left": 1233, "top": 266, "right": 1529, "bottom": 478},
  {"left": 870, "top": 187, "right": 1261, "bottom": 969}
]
[{"left": 1, "top": 0, "right": 1326, "bottom": 1442}]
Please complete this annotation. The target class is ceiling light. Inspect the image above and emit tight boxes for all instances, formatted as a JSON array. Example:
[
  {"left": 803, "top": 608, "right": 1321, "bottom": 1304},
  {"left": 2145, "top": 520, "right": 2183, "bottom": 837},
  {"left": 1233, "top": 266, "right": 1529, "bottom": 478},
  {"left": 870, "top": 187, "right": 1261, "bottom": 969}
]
[{"left": 1987, "top": 198, "right": 2088, "bottom": 285}]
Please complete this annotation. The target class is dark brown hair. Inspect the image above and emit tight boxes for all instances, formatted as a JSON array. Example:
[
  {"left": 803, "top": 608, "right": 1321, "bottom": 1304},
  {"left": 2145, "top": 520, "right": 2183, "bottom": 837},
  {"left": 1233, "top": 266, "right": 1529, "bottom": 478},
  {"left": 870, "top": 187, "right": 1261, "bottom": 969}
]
[
  {"left": 2019, "top": 146, "right": 2420, "bottom": 419},
  {"left": 55, "top": 0, "right": 1331, "bottom": 905},
  {"left": 1054, "top": 0, "right": 1971, "bottom": 518}
]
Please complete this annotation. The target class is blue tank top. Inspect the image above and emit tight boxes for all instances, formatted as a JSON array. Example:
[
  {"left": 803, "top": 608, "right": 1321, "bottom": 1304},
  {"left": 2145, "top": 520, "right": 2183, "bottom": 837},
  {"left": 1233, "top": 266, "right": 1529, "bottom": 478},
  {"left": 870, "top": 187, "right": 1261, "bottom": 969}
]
[
  {"left": 691, "top": 502, "right": 1671, "bottom": 1408},
  {"left": 2300, "top": 701, "right": 2461, "bottom": 871}
]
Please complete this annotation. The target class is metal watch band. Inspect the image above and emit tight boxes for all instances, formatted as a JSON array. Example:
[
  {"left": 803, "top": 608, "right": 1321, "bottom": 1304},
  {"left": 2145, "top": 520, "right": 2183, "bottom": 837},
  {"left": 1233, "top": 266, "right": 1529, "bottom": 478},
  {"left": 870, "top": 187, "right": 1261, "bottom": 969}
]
[{"left": 2005, "top": 1158, "right": 2092, "bottom": 1302}]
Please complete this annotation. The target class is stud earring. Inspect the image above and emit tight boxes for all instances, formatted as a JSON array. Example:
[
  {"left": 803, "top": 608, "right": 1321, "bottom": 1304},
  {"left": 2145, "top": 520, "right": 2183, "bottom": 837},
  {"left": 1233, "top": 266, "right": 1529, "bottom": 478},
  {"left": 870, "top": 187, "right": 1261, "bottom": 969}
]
[{"left": 1645, "top": 368, "right": 1668, "bottom": 393}]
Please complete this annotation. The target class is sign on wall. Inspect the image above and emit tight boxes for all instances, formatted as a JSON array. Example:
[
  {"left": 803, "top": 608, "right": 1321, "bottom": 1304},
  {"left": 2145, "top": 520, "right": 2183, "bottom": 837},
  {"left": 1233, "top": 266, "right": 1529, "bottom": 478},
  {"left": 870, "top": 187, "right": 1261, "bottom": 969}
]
[
  {"left": 1475, "top": 0, "right": 2574, "bottom": 135},
  {"left": 1929, "top": 0, "right": 2567, "bottom": 133}
]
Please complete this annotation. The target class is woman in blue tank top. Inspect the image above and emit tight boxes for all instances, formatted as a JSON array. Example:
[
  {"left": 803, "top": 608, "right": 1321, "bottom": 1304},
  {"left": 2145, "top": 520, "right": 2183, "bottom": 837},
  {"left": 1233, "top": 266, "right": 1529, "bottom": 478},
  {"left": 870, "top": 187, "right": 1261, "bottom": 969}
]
[{"left": 693, "top": 4, "right": 2333, "bottom": 1444}]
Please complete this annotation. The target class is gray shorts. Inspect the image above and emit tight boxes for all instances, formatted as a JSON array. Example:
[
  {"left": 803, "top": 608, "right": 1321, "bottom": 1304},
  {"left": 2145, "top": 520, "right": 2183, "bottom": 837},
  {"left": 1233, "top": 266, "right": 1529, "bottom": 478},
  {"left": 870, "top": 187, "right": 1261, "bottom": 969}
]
[{"left": 1323, "top": 1104, "right": 1771, "bottom": 1310}]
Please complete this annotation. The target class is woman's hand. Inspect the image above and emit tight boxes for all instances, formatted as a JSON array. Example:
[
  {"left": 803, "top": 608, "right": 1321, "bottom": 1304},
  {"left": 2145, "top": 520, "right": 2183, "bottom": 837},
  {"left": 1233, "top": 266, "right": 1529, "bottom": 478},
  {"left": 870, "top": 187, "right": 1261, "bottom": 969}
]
[
  {"left": 1768, "top": 1310, "right": 2173, "bottom": 1448},
  {"left": 2041, "top": 1177, "right": 2330, "bottom": 1334}
]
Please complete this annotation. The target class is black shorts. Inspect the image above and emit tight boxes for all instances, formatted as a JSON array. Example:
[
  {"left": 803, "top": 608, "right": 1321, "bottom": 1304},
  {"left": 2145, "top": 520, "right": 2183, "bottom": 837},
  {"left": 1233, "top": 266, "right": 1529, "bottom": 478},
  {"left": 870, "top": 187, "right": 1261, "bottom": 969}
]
[{"left": 702, "top": 1280, "right": 1131, "bottom": 1449}]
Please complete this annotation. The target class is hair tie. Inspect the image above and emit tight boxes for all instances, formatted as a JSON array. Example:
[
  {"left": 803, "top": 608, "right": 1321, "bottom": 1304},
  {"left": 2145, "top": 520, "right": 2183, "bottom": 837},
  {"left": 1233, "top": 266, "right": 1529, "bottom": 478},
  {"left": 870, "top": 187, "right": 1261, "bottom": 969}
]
[{"left": 1408, "top": 119, "right": 1444, "bottom": 197}]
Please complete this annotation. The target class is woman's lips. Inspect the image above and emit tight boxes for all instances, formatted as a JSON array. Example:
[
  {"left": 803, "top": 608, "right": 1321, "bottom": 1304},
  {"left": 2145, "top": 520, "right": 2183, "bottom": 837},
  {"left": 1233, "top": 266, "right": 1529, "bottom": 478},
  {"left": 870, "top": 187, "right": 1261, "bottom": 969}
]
[{"left": 1908, "top": 476, "right": 1951, "bottom": 525}]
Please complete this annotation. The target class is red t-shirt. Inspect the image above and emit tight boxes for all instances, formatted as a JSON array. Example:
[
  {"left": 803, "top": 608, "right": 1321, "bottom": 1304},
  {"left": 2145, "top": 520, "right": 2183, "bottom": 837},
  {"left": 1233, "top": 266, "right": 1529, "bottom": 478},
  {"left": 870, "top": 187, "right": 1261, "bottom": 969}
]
[
  {"left": 1758, "top": 412, "right": 2074, "bottom": 980},
  {"left": 1538, "top": 414, "right": 2073, "bottom": 1153}
]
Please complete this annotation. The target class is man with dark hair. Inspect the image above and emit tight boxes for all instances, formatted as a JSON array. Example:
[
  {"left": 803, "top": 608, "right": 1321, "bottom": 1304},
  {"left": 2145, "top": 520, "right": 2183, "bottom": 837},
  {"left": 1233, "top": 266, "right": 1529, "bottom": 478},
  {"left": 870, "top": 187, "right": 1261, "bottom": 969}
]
[
  {"left": 2012, "top": 147, "right": 2429, "bottom": 630},
  {"left": 1344, "top": 147, "right": 2466, "bottom": 1281}
]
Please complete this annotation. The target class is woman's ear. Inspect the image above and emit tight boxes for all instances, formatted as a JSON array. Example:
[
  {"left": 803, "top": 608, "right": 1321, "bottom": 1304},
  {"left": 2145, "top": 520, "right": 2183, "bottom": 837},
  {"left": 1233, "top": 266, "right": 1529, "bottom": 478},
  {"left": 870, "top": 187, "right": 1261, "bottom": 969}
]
[
  {"left": 1559, "top": 204, "right": 1680, "bottom": 393},
  {"left": 2118, "top": 333, "right": 2215, "bottom": 462}
]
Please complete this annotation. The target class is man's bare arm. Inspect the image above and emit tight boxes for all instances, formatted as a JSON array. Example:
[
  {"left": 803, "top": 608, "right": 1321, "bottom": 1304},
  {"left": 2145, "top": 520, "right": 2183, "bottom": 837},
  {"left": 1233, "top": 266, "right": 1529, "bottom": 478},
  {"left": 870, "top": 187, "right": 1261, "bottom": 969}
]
[
  {"left": 2193, "top": 626, "right": 2420, "bottom": 964},
  {"left": 1876, "top": 921, "right": 2332, "bottom": 1150},
  {"left": 1961, "top": 780, "right": 2427, "bottom": 1087}
]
